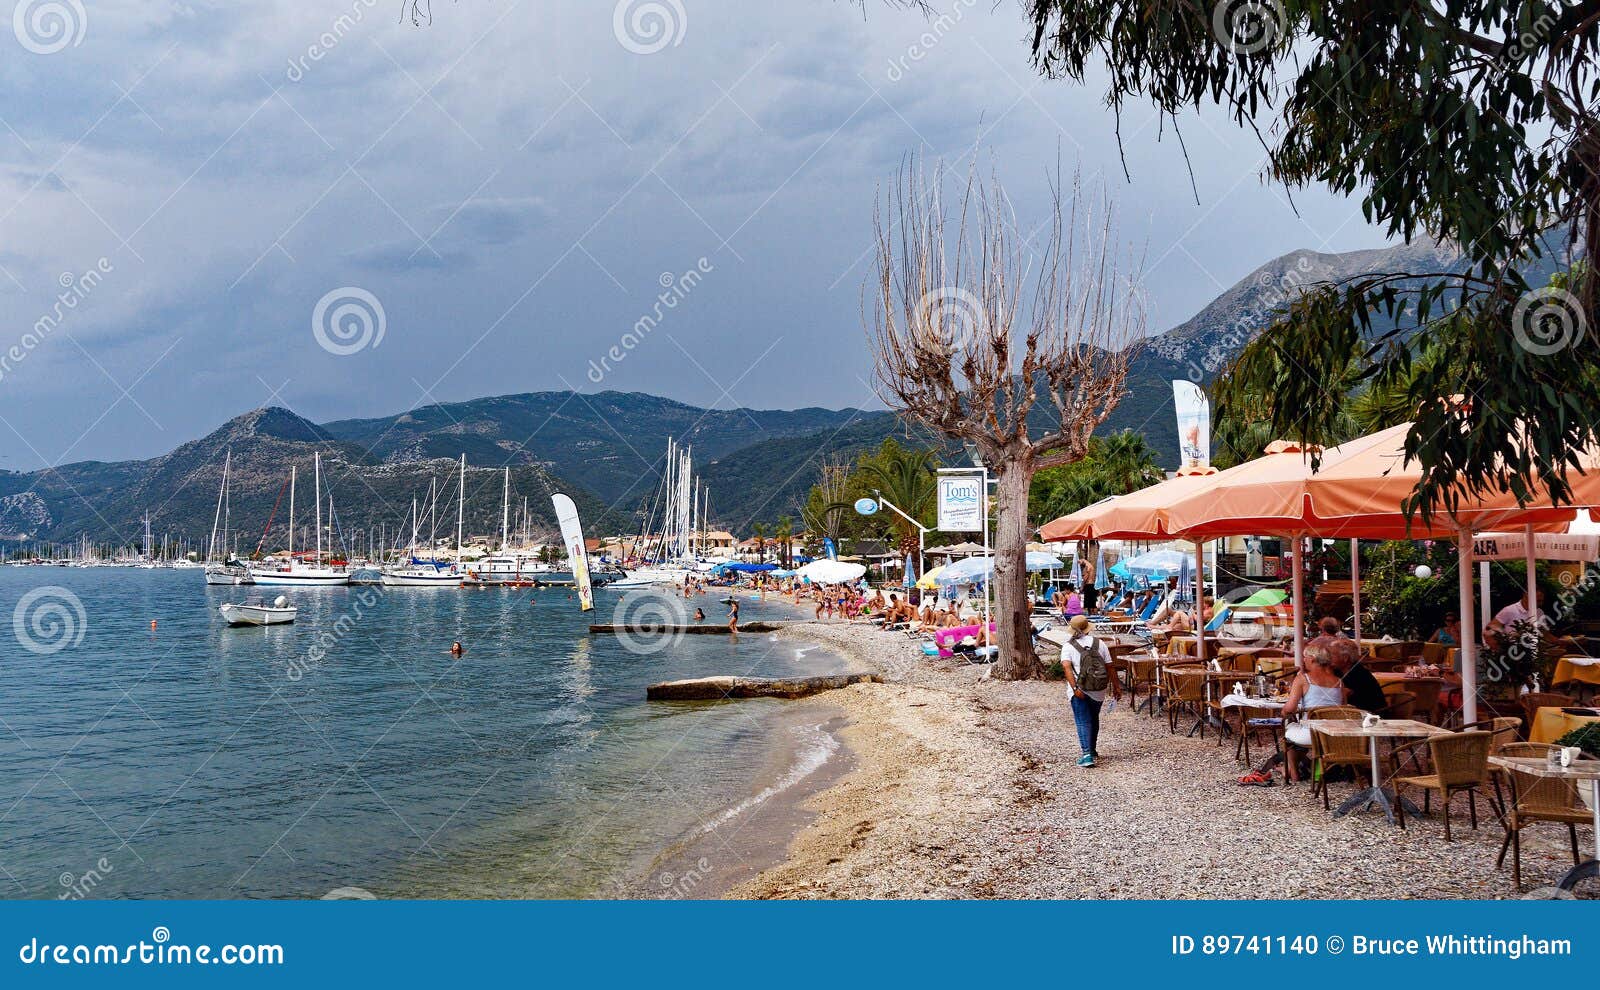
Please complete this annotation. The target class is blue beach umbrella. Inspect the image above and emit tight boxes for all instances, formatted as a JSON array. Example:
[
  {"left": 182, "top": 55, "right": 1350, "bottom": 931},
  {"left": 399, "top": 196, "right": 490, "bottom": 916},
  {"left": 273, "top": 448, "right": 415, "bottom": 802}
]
[
  {"left": 903, "top": 552, "right": 916, "bottom": 589},
  {"left": 1094, "top": 544, "right": 1109, "bottom": 590}
]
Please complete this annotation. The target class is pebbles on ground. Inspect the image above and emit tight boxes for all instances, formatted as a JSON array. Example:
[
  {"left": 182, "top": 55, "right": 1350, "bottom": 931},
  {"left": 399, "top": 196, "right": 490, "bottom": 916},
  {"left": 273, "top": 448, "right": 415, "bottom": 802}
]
[{"left": 729, "top": 620, "right": 1591, "bottom": 900}]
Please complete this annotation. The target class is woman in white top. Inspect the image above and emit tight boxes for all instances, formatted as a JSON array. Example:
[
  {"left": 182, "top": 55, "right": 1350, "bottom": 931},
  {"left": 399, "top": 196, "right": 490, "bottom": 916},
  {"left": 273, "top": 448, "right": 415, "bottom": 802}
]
[
  {"left": 1061, "top": 614, "right": 1121, "bottom": 768},
  {"left": 1280, "top": 645, "right": 1347, "bottom": 782}
]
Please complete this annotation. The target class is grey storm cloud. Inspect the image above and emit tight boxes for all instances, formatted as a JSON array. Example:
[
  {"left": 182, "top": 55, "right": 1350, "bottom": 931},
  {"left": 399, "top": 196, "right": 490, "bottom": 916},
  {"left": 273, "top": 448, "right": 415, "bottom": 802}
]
[{"left": 0, "top": 0, "right": 1380, "bottom": 470}]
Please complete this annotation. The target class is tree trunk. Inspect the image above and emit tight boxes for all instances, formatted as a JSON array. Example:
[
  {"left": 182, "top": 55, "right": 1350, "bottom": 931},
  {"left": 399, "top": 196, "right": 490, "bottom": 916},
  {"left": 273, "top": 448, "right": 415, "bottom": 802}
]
[{"left": 991, "top": 458, "right": 1039, "bottom": 680}]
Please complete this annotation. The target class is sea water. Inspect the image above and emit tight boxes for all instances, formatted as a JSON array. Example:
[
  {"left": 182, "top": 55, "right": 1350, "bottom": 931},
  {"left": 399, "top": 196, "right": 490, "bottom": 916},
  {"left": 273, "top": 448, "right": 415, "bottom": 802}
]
[{"left": 0, "top": 568, "right": 848, "bottom": 899}]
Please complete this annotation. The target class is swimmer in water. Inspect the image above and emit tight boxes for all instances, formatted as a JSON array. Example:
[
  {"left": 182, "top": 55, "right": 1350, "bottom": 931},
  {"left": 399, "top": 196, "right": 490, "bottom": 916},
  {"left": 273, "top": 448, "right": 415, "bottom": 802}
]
[
  {"left": 693, "top": 607, "right": 705, "bottom": 622},
  {"left": 449, "top": 641, "right": 464, "bottom": 657}
]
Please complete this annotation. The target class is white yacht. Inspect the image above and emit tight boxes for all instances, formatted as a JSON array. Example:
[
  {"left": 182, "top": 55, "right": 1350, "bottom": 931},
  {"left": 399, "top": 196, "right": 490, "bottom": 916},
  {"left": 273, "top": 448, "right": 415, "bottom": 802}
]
[
  {"left": 381, "top": 455, "right": 466, "bottom": 589},
  {"left": 250, "top": 454, "right": 348, "bottom": 587}
]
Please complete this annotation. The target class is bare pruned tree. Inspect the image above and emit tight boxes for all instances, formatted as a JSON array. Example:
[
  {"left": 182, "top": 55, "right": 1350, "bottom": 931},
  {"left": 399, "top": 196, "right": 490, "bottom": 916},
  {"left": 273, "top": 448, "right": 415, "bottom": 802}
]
[{"left": 868, "top": 160, "right": 1145, "bottom": 679}]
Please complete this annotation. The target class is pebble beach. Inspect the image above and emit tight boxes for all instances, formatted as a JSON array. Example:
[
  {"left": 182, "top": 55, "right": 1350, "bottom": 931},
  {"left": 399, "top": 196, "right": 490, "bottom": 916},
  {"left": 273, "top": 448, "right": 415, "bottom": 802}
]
[{"left": 729, "top": 621, "right": 1593, "bottom": 899}]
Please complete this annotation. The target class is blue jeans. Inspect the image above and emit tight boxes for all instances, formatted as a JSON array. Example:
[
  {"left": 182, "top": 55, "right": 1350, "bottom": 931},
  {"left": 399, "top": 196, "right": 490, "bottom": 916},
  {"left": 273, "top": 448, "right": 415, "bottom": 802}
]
[{"left": 1070, "top": 692, "right": 1102, "bottom": 755}]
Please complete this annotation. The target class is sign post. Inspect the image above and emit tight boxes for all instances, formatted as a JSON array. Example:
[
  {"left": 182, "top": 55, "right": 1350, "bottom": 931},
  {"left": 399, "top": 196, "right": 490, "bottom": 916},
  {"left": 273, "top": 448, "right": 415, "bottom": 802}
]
[{"left": 937, "top": 468, "right": 990, "bottom": 634}]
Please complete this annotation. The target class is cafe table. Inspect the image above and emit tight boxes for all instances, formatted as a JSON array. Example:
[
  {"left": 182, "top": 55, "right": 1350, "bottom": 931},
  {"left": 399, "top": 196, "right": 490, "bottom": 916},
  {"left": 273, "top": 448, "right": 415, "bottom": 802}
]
[
  {"left": 1488, "top": 755, "right": 1600, "bottom": 892},
  {"left": 1310, "top": 718, "right": 1445, "bottom": 825},
  {"left": 1529, "top": 706, "right": 1600, "bottom": 745},
  {"left": 1552, "top": 656, "right": 1600, "bottom": 689},
  {"left": 1221, "top": 692, "right": 1288, "bottom": 763}
]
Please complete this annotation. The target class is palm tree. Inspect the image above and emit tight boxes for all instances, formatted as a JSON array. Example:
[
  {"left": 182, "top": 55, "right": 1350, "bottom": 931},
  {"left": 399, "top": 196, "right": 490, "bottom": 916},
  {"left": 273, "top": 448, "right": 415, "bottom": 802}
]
[
  {"left": 829, "top": 440, "right": 937, "bottom": 570},
  {"left": 750, "top": 522, "right": 768, "bottom": 562},
  {"left": 774, "top": 515, "right": 794, "bottom": 568}
]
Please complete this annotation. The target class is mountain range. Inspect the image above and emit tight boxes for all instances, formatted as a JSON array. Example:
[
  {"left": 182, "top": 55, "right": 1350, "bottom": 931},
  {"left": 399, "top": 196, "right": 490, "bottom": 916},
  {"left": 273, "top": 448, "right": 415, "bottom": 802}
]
[{"left": 0, "top": 237, "right": 1468, "bottom": 548}]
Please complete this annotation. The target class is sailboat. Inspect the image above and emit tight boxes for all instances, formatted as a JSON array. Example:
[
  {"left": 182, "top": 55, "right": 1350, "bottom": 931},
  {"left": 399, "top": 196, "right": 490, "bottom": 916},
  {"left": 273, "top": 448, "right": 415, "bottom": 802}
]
[
  {"left": 610, "top": 437, "right": 708, "bottom": 587},
  {"left": 382, "top": 457, "right": 464, "bottom": 587},
  {"left": 204, "top": 450, "right": 254, "bottom": 585},
  {"left": 250, "top": 453, "right": 349, "bottom": 586}
]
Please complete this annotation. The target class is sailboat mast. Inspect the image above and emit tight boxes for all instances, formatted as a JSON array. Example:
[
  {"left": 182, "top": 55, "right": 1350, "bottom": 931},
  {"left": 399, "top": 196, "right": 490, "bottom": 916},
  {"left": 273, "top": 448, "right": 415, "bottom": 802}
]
[
  {"left": 288, "top": 466, "right": 296, "bottom": 558},
  {"left": 313, "top": 452, "right": 323, "bottom": 566},
  {"left": 457, "top": 454, "right": 466, "bottom": 554},
  {"left": 222, "top": 452, "right": 231, "bottom": 559},
  {"left": 501, "top": 467, "right": 510, "bottom": 549},
  {"left": 208, "top": 451, "right": 229, "bottom": 564}
]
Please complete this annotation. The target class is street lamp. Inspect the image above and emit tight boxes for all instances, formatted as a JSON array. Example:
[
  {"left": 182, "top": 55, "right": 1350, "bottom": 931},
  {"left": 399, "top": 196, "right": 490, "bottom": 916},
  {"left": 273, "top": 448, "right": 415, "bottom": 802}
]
[{"left": 856, "top": 490, "right": 929, "bottom": 584}]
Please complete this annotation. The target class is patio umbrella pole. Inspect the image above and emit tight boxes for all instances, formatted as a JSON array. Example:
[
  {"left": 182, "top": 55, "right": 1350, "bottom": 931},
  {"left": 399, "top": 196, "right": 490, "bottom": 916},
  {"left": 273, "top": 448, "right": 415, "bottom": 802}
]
[
  {"left": 1291, "top": 534, "right": 1305, "bottom": 667},
  {"left": 1350, "top": 538, "right": 1361, "bottom": 643},
  {"left": 1193, "top": 539, "right": 1206, "bottom": 661},
  {"left": 1479, "top": 561, "right": 1493, "bottom": 630},
  {"left": 1458, "top": 529, "right": 1478, "bottom": 724},
  {"left": 1524, "top": 523, "right": 1537, "bottom": 617}
]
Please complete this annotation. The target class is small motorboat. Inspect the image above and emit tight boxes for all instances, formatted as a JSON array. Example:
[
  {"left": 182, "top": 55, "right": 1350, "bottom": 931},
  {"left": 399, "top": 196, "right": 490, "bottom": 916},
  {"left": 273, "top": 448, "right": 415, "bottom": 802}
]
[{"left": 219, "top": 596, "right": 297, "bottom": 626}]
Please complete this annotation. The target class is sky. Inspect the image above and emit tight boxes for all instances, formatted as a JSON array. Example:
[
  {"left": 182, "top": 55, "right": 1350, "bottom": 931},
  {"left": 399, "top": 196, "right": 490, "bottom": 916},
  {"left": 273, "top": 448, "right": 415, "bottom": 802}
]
[{"left": 0, "top": 0, "right": 1387, "bottom": 470}]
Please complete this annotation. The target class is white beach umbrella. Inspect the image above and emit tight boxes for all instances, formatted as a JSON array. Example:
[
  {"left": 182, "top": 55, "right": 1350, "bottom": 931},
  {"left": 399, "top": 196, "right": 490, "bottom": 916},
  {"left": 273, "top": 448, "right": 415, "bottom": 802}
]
[{"left": 796, "top": 559, "right": 867, "bottom": 584}]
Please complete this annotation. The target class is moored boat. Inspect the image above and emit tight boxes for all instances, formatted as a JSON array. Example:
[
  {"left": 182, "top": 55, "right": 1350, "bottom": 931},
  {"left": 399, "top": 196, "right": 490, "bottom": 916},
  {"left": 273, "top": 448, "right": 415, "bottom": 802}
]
[{"left": 218, "top": 596, "right": 297, "bottom": 626}]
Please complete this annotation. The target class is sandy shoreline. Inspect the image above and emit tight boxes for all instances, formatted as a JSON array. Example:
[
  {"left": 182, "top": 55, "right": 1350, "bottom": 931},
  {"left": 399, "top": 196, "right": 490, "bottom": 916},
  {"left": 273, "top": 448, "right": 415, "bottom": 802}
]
[{"left": 728, "top": 620, "right": 1592, "bottom": 900}]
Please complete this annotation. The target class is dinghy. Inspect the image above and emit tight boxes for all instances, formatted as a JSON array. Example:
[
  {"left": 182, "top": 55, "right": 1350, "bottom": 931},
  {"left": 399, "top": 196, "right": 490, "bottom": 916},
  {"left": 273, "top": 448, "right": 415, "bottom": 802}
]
[{"left": 219, "top": 596, "right": 297, "bottom": 626}]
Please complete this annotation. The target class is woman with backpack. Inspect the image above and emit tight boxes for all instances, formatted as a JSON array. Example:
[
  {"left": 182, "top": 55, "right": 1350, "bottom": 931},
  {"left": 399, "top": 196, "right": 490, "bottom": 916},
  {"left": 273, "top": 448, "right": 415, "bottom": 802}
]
[{"left": 1061, "top": 614, "right": 1120, "bottom": 768}]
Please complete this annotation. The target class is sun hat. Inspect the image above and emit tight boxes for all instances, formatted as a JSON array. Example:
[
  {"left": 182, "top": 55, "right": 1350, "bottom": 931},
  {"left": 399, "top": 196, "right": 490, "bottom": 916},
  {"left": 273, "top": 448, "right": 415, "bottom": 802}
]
[{"left": 1068, "top": 614, "right": 1092, "bottom": 632}]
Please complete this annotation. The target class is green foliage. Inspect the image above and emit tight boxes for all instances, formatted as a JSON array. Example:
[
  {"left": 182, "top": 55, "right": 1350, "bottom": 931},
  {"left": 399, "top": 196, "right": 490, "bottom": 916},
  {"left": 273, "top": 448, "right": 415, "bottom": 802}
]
[
  {"left": 801, "top": 438, "right": 940, "bottom": 555},
  {"left": 1029, "top": 431, "right": 1166, "bottom": 521},
  {"left": 1556, "top": 722, "right": 1600, "bottom": 758},
  {"left": 1027, "top": 1, "right": 1600, "bottom": 520},
  {"left": 1361, "top": 540, "right": 1457, "bottom": 639}
]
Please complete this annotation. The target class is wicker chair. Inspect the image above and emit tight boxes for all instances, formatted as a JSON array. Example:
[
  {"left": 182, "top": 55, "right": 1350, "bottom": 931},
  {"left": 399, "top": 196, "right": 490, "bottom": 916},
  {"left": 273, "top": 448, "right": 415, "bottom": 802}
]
[
  {"left": 1125, "top": 658, "right": 1161, "bottom": 715},
  {"left": 1390, "top": 731, "right": 1494, "bottom": 840},
  {"left": 1380, "top": 690, "right": 1419, "bottom": 720},
  {"left": 1165, "top": 667, "right": 1209, "bottom": 737},
  {"left": 1206, "top": 672, "right": 1255, "bottom": 746},
  {"left": 1420, "top": 642, "right": 1450, "bottom": 665},
  {"left": 1233, "top": 705, "right": 1284, "bottom": 767},
  {"left": 1467, "top": 716, "right": 1526, "bottom": 819},
  {"left": 1402, "top": 679, "right": 1445, "bottom": 724},
  {"left": 1519, "top": 692, "right": 1578, "bottom": 738},
  {"left": 1495, "top": 742, "right": 1590, "bottom": 888},
  {"left": 1305, "top": 705, "right": 1367, "bottom": 806}
]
